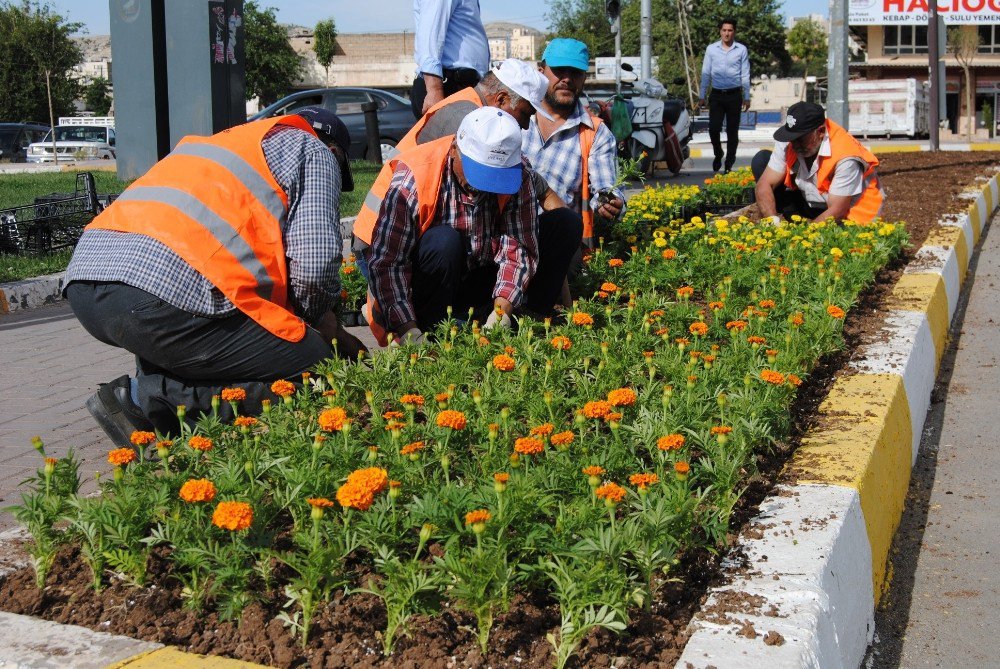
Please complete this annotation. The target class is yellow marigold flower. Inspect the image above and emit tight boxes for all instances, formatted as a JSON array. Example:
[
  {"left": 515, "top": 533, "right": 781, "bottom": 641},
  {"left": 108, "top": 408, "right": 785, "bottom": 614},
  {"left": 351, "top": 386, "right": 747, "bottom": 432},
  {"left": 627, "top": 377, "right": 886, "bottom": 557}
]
[
  {"left": 234, "top": 416, "right": 259, "bottom": 428},
  {"left": 436, "top": 409, "right": 467, "bottom": 430},
  {"left": 493, "top": 354, "right": 516, "bottom": 371},
  {"left": 188, "top": 436, "right": 213, "bottom": 452},
  {"left": 582, "top": 400, "right": 612, "bottom": 419},
  {"left": 179, "top": 478, "right": 217, "bottom": 503},
  {"left": 600, "top": 282, "right": 619, "bottom": 293},
  {"left": 551, "top": 335, "right": 572, "bottom": 350},
  {"left": 530, "top": 423, "right": 554, "bottom": 436},
  {"left": 400, "top": 441, "right": 425, "bottom": 455},
  {"left": 318, "top": 406, "right": 349, "bottom": 432},
  {"left": 827, "top": 305, "right": 846, "bottom": 319},
  {"left": 550, "top": 431, "right": 574, "bottom": 446},
  {"left": 107, "top": 447, "right": 137, "bottom": 466},
  {"left": 760, "top": 370, "right": 786, "bottom": 385},
  {"left": 607, "top": 387, "right": 636, "bottom": 407},
  {"left": 212, "top": 500, "right": 253, "bottom": 531},
  {"left": 595, "top": 482, "right": 626, "bottom": 504},
  {"left": 657, "top": 434, "right": 686, "bottom": 451},
  {"left": 662, "top": 248, "right": 677, "bottom": 259},
  {"left": 689, "top": 322, "right": 709, "bottom": 337},
  {"left": 608, "top": 258, "right": 624, "bottom": 267},
  {"left": 629, "top": 472, "right": 660, "bottom": 490},
  {"left": 572, "top": 312, "right": 594, "bottom": 326},
  {"left": 130, "top": 430, "right": 156, "bottom": 446},
  {"left": 400, "top": 394, "right": 425, "bottom": 406},
  {"left": 220, "top": 387, "right": 247, "bottom": 402},
  {"left": 514, "top": 436, "right": 544, "bottom": 455},
  {"left": 270, "top": 380, "right": 296, "bottom": 397}
]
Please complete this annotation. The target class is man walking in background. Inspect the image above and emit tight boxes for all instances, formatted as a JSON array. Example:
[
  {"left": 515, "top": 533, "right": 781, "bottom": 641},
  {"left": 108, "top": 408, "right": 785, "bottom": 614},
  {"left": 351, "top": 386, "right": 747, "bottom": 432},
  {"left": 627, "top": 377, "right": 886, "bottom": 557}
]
[{"left": 699, "top": 18, "right": 751, "bottom": 174}]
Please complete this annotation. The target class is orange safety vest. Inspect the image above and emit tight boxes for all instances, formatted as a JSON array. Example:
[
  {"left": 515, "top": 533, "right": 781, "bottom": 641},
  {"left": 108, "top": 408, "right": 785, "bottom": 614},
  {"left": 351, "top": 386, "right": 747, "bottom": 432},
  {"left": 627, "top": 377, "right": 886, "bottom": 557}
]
[
  {"left": 363, "top": 136, "right": 511, "bottom": 346},
  {"left": 783, "top": 119, "right": 883, "bottom": 224},
  {"left": 354, "top": 87, "right": 483, "bottom": 245},
  {"left": 578, "top": 115, "right": 602, "bottom": 247},
  {"left": 87, "top": 116, "right": 316, "bottom": 342}
]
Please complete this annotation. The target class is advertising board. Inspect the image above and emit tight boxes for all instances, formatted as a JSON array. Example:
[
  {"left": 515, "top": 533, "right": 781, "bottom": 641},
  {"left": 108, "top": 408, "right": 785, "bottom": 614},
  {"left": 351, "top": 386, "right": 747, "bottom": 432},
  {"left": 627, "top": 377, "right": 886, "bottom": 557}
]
[{"left": 850, "top": 0, "right": 1000, "bottom": 24}]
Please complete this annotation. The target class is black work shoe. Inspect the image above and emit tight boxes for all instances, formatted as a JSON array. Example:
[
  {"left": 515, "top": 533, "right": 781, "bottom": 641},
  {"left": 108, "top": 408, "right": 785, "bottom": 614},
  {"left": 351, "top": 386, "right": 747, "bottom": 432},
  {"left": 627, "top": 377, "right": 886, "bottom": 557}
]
[
  {"left": 713, "top": 157, "right": 722, "bottom": 173},
  {"left": 86, "top": 375, "right": 154, "bottom": 447}
]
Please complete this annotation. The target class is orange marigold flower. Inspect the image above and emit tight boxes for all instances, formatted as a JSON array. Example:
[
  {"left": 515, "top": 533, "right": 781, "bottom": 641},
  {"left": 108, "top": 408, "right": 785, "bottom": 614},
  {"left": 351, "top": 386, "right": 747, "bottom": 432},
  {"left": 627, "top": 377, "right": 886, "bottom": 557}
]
[
  {"left": 342, "top": 264, "right": 356, "bottom": 275},
  {"left": 674, "top": 461, "right": 691, "bottom": 475},
  {"left": 550, "top": 431, "right": 575, "bottom": 446},
  {"left": 220, "top": 387, "right": 247, "bottom": 402},
  {"left": 478, "top": 336, "right": 490, "bottom": 346},
  {"left": 212, "top": 501, "right": 253, "bottom": 531},
  {"left": 234, "top": 416, "right": 259, "bottom": 428},
  {"left": 747, "top": 335, "right": 767, "bottom": 345},
  {"left": 400, "top": 441, "right": 425, "bottom": 455},
  {"left": 766, "top": 348, "right": 779, "bottom": 357},
  {"left": 662, "top": 248, "right": 678, "bottom": 259},
  {"left": 385, "top": 420, "right": 406, "bottom": 431},
  {"left": 582, "top": 400, "right": 612, "bottom": 419},
  {"left": 494, "top": 472, "right": 510, "bottom": 484},
  {"left": 436, "top": 409, "right": 467, "bottom": 430},
  {"left": 322, "top": 389, "right": 338, "bottom": 397},
  {"left": 435, "top": 392, "right": 450, "bottom": 402},
  {"left": 827, "top": 305, "right": 846, "bottom": 319},
  {"left": 608, "top": 258, "right": 624, "bottom": 267},
  {"left": 649, "top": 309, "right": 665, "bottom": 318},
  {"left": 130, "top": 430, "right": 156, "bottom": 446},
  {"left": 760, "top": 370, "right": 786, "bottom": 385},
  {"left": 655, "top": 327, "right": 670, "bottom": 336},
  {"left": 179, "top": 478, "right": 217, "bottom": 503},
  {"left": 605, "top": 411, "right": 623, "bottom": 423},
  {"left": 188, "top": 436, "right": 213, "bottom": 452},
  {"left": 155, "top": 439, "right": 173, "bottom": 450},
  {"left": 600, "top": 282, "right": 619, "bottom": 293},
  {"left": 319, "top": 406, "right": 349, "bottom": 432},
  {"left": 504, "top": 346, "right": 516, "bottom": 355},
  {"left": 689, "top": 322, "right": 709, "bottom": 337},
  {"left": 107, "top": 447, "right": 137, "bottom": 466},
  {"left": 336, "top": 483, "right": 375, "bottom": 510},
  {"left": 345, "top": 467, "right": 389, "bottom": 495},
  {"left": 629, "top": 472, "right": 660, "bottom": 490},
  {"left": 711, "top": 426, "right": 733, "bottom": 435},
  {"left": 400, "top": 394, "right": 425, "bottom": 406},
  {"left": 582, "top": 465, "right": 605, "bottom": 477},
  {"left": 530, "top": 423, "right": 554, "bottom": 436},
  {"left": 572, "top": 312, "right": 594, "bottom": 326},
  {"left": 493, "top": 354, "right": 516, "bottom": 371},
  {"left": 657, "top": 434, "right": 686, "bottom": 451},
  {"left": 551, "top": 335, "right": 572, "bottom": 350},
  {"left": 383, "top": 410, "right": 405, "bottom": 420},
  {"left": 759, "top": 299, "right": 776, "bottom": 309},
  {"left": 307, "top": 497, "right": 335, "bottom": 508},
  {"left": 595, "top": 482, "right": 626, "bottom": 503},
  {"left": 675, "top": 337, "right": 690, "bottom": 346},
  {"left": 708, "top": 301, "right": 725, "bottom": 310},
  {"left": 726, "top": 320, "right": 748, "bottom": 331},
  {"left": 270, "top": 380, "right": 295, "bottom": 397},
  {"left": 676, "top": 285, "right": 694, "bottom": 298},
  {"left": 514, "top": 436, "right": 544, "bottom": 455},
  {"left": 780, "top": 266, "right": 791, "bottom": 275},
  {"left": 607, "top": 387, "right": 637, "bottom": 407},
  {"left": 787, "top": 373, "right": 803, "bottom": 387},
  {"left": 465, "top": 509, "right": 492, "bottom": 526},
  {"left": 643, "top": 350, "right": 655, "bottom": 358}
]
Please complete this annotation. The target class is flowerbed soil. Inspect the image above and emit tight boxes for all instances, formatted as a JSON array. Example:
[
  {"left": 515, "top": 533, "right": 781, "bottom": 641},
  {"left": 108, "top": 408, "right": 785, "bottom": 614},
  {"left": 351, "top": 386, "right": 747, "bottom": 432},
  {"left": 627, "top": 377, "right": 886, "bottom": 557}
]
[{"left": 1, "top": 151, "right": 997, "bottom": 668}]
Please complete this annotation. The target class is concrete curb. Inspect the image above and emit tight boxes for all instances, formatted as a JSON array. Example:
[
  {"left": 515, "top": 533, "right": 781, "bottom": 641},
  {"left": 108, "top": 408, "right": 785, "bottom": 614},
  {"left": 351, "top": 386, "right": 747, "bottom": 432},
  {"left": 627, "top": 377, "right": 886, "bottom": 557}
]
[
  {"left": 687, "top": 142, "right": 1000, "bottom": 159},
  {"left": 676, "top": 170, "right": 1000, "bottom": 667}
]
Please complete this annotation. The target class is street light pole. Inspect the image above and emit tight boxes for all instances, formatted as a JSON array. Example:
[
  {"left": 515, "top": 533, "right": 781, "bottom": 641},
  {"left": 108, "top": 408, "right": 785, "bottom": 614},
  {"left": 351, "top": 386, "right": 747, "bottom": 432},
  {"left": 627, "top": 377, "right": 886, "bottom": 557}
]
[
  {"left": 640, "top": 0, "right": 652, "bottom": 79},
  {"left": 827, "top": 0, "right": 849, "bottom": 128},
  {"left": 928, "top": 3, "right": 941, "bottom": 151}
]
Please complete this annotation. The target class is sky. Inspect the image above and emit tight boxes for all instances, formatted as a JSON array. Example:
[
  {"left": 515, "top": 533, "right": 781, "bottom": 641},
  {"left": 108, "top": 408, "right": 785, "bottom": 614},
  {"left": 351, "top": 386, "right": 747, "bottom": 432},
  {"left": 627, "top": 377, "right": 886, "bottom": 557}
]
[{"left": 50, "top": 0, "right": 830, "bottom": 36}]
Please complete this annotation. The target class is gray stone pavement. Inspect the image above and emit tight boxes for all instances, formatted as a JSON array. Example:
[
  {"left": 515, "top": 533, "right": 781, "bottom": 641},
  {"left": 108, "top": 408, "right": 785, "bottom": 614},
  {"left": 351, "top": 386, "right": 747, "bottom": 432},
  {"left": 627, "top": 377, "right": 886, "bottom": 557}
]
[{"left": 867, "top": 215, "right": 1000, "bottom": 667}]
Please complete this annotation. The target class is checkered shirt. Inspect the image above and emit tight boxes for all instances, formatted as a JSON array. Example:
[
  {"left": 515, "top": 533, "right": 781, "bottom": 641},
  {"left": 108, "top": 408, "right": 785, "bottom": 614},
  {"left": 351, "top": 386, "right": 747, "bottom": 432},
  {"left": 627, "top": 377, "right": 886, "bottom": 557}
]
[{"left": 66, "top": 125, "right": 343, "bottom": 324}]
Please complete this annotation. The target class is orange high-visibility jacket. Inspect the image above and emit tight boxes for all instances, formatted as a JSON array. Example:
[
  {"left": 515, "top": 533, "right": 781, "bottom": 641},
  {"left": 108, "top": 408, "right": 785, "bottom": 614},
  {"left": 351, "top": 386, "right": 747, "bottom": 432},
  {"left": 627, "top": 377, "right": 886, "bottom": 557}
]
[
  {"left": 363, "top": 136, "right": 511, "bottom": 346},
  {"left": 783, "top": 119, "right": 883, "bottom": 223},
  {"left": 87, "top": 116, "right": 317, "bottom": 342},
  {"left": 353, "top": 87, "right": 483, "bottom": 245},
  {"left": 577, "top": 115, "right": 602, "bottom": 247}
]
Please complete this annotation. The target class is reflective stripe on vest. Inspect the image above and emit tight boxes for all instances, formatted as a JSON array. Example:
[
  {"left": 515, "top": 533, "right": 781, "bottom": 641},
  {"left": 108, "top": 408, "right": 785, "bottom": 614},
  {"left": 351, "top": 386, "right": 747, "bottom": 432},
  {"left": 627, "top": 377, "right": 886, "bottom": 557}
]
[
  {"left": 86, "top": 115, "right": 315, "bottom": 342},
  {"left": 354, "top": 87, "right": 484, "bottom": 245},
  {"left": 783, "top": 119, "right": 883, "bottom": 224}
]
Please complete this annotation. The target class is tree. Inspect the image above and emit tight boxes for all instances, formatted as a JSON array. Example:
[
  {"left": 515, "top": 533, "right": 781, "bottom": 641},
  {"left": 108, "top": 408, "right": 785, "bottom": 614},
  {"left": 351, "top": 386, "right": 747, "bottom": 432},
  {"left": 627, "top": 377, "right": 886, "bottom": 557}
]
[
  {"left": 244, "top": 1, "right": 302, "bottom": 106},
  {"left": 787, "top": 18, "right": 827, "bottom": 87},
  {"left": 83, "top": 77, "right": 112, "bottom": 115},
  {"left": 0, "top": 1, "right": 82, "bottom": 123},
  {"left": 948, "top": 26, "right": 981, "bottom": 140},
  {"left": 314, "top": 18, "right": 337, "bottom": 86}
]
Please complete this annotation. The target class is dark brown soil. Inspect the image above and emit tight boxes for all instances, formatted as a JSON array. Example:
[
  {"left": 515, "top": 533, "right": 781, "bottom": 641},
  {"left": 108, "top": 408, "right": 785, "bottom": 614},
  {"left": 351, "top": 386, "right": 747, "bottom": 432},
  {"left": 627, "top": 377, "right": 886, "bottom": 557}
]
[{"left": 1, "top": 151, "right": 996, "bottom": 668}]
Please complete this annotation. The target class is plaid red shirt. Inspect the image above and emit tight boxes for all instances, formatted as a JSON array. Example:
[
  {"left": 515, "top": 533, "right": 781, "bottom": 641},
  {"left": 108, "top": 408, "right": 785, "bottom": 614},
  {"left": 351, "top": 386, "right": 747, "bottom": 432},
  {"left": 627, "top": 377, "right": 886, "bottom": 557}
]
[{"left": 368, "top": 155, "right": 537, "bottom": 331}]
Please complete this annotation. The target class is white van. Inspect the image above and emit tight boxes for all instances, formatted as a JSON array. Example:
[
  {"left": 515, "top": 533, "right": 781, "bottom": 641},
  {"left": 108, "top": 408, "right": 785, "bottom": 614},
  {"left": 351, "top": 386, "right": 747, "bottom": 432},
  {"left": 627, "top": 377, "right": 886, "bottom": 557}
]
[{"left": 26, "top": 117, "right": 116, "bottom": 163}]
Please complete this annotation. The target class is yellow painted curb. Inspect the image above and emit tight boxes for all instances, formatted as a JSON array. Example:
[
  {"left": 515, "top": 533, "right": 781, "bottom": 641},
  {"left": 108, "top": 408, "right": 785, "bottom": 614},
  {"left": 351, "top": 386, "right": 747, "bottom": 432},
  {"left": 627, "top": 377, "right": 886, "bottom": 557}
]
[
  {"left": 888, "top": 273, "right": 949, "bottom": 365},
  {"left": 689, "top": 148, "right": 704, "bottom": 158},
  {"left": 923, "top": 225, "right": 970, "bottom": 285},
  {"left": 789, "top": 373, "right": 913, "bottom": 600},
  {"left": 969, "top": 142, "right": 1000, "bottom": 152},
  {"left": 106, "top": 647, "right": 271, "bottom": 668},
  {"left": 968, "top": 200, "right": 984, "bottom": 243}
]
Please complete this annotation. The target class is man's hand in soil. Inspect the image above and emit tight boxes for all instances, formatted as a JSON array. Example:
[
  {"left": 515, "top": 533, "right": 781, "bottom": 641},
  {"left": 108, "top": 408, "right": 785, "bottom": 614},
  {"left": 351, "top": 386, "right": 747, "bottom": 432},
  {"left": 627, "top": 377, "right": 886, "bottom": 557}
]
[{"left": 316, "top": 310, "right": 367, "bottom": 359}]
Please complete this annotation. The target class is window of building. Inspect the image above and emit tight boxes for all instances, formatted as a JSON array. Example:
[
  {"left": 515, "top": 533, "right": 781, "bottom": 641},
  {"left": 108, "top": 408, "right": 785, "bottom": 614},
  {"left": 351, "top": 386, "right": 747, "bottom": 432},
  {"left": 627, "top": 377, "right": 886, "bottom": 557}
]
[
  {"left": 979, "top": 25, "right": 1000, "bottom": 54},
  {"left": 883, "top": 25, "right": 928, "bottom": 55}
]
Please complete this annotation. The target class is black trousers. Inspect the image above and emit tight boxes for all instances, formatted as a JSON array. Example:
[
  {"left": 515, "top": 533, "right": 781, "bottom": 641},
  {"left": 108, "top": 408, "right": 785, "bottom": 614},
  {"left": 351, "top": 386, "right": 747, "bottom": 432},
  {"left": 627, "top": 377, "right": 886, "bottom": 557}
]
[
  {"left": 751, "top": 150, "right": 827, "bottom": 221},
  {"left": 708, "top": 88, "right": 743, "bottom": 169},
  {"left": 66, "top": 281, "right": 331, "bottom": 432},
  {"left": 410, "top": 69, "right": 481, "bottom": 119}
]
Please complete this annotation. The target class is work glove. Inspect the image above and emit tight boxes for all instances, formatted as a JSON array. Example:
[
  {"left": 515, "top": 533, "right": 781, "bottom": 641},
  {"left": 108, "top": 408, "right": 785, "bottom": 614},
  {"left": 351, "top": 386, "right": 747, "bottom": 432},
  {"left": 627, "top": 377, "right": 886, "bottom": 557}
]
[
  {"left": 483, "top": 309, "right": 512, "bottom": 331},
  {"left": 389, "top": 327, "right": 427, "bottom": 347}
]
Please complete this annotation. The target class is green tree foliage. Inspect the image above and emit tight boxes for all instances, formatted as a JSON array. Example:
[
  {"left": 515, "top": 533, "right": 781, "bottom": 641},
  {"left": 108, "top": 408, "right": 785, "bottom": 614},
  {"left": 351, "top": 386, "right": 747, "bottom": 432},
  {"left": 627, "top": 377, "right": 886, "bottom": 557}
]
[
  {"left": 244, "top": 1, "right": 302, "bottom": 106},
  {"left": 83, "top": 77, "right": 112, "bottom": 116},
  {"left": 314, "top": 18, "right": 337, "bottom": 84},
  {"left": 787, "top": 18, "right": 828, "bottom": 79},
  {"left": 0, "top": 1, "right": 82, "bottom": 123}
]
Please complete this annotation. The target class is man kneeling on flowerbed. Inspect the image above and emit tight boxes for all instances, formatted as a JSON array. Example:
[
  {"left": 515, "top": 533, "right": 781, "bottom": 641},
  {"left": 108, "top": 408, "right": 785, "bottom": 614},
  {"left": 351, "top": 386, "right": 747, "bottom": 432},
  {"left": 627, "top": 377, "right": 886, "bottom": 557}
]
[
  {"left": 365, "top": 107, "right": 580, "bottom": 346},
  {"left": 753, "top": 101, "right": 885, "bottom": 224}
]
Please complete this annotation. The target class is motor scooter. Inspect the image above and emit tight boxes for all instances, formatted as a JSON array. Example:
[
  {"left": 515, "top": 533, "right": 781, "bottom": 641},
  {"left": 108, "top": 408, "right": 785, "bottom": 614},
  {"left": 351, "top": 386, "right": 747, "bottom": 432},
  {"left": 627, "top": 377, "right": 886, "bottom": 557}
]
[{"left": 619, "top": 64, "right": 692, "bottom": 176}]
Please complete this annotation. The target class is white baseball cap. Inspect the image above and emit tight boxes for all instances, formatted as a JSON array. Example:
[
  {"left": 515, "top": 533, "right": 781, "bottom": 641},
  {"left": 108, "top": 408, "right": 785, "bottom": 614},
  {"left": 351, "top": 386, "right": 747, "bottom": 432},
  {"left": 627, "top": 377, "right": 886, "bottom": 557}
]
[
  {"left": 492, "top": 59, "right": 552, "bottom": 119},
  {"left": 456, "top": 107, "right": 523, "bottom": 195}
]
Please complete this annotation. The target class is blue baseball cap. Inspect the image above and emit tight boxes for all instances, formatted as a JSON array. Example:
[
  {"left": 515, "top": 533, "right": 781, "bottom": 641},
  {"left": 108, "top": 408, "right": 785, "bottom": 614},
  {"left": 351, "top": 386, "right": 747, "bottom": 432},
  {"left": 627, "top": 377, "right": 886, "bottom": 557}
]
[{"left": 542, "top": 38, "right": 590, "bottom": 72}]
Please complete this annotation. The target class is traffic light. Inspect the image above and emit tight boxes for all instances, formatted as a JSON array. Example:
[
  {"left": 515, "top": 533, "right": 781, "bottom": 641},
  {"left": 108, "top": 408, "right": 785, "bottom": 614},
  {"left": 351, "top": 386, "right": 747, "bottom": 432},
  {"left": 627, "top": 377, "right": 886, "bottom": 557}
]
[{"left": 606, "top": 0, "right": 620, "bottom": 20}]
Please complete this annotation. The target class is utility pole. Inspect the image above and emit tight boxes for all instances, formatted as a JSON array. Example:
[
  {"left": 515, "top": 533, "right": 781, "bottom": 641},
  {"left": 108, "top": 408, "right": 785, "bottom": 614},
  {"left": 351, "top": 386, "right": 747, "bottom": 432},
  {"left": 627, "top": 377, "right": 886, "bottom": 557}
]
[
  {"left": 928, "top": 5, "right": 942, "bottom": 150},
  {"left": 827, "top": 0, "right": 849, "bottom": 128},
  {"left": 640, "top": 0, "right": 652, "bottom": 79},
  {"left": 607, "top": 1, "right": 622, "bottom": 95}
]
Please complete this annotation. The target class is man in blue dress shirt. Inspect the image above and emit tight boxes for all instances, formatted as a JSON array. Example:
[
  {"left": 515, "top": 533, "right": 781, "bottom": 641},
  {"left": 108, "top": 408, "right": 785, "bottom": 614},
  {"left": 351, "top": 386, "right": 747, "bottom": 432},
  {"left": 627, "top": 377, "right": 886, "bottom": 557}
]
[
  {"left": 699, "top": 18, "right": 751, "bottom": 174},
  {"left": 411, "top": 0, "right": 490, "bottom": 117}
]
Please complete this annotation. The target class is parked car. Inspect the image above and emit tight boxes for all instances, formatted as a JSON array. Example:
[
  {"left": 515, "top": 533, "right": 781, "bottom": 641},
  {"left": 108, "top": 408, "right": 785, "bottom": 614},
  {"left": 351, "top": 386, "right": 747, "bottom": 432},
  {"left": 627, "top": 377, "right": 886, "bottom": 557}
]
[
  {"left": 27, "top": 119, "right": 116, "bottom": 163},
  {"left": 0, "top": 122, "right": 50, "bottom": 162},
  {"left": 251, "top": 87, "right": 415, "bottom": 162}
]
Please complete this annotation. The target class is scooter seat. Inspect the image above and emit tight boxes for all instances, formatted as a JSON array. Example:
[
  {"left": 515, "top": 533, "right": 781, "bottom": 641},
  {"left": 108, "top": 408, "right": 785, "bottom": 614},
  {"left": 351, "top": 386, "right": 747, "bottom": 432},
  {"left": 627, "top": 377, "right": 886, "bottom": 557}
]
[{"left": 663, "top": 100, "right": 685, "bottom": 126}]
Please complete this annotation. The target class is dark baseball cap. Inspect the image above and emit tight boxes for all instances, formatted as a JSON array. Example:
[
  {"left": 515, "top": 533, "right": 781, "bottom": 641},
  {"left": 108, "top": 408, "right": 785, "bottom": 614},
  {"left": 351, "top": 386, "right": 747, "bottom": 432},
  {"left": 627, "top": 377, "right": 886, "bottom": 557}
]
[
  {"left": 296, "top": 106, "right": 354, "bottom": 191},
  {"left": 773, "top": 102, "right": 826, "bottom": 142}
]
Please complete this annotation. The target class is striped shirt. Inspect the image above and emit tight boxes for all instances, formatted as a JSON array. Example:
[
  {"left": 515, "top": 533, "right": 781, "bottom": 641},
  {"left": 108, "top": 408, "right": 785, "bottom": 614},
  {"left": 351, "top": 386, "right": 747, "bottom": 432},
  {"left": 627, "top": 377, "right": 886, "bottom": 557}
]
[
  {"left": 521, "top": 100, "right": 624, "bottom": 217},
  {"left": 66, "top": 125, "right": 343, "bottom": 324},
  {"left": 368, "top": 156, "right": 537, "bottom": 331}
]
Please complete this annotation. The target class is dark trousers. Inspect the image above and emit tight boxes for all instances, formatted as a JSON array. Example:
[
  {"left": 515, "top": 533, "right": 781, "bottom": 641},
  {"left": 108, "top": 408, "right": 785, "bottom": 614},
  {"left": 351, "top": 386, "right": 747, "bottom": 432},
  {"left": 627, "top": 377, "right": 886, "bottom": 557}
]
[
  {"left": 708, "top": 88, "right": 743, "bottom": 169},
  {"left": 66, "top": 281, "right": 331, "bottom": 432},
  {"left": 751, "top": 150, "right": 827, "bottom": 221},
  {"left": 410, "top": 69, "right": 481, "bottom": 119}
]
